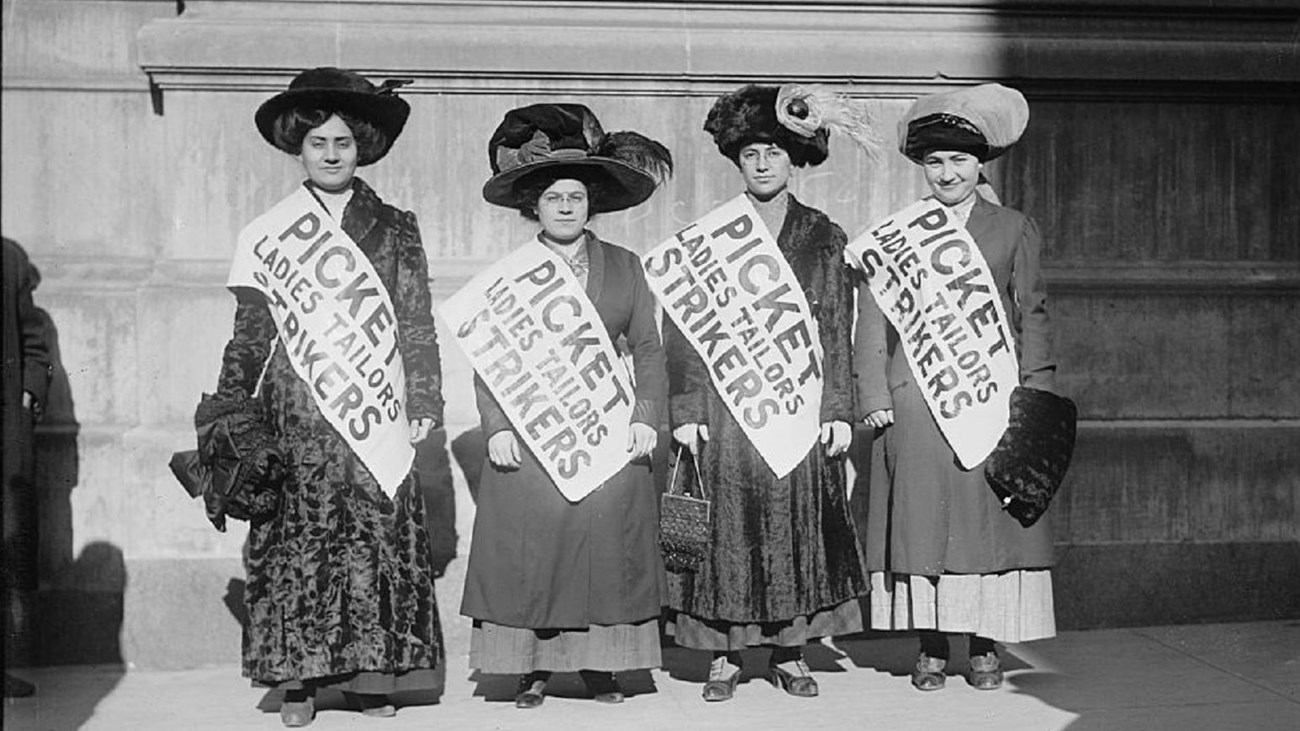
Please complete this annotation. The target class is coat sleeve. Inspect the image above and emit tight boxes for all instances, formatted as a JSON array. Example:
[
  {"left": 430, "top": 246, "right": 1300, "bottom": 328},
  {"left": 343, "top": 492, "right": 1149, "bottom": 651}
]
[
  {"left": 664, "top": 316, "right": 711, "bottom": 430},
  {"left": 852, "top": 278, "right": 893, "bottom": 419},
  {"left": 817, "top": 223, "right": 856, "bottom": 424},
  {"left": 625, "top": 255, "right": 667, "bottom": 428},
  {"left": 216, "top": 294, "right": 277, "bottom": 399},
  {"left": 474, "top": 373, "right": 514, "bottom": 438},
  {"left": 1013, "top": 215, "right": 1057, "bottom": 393},
  {"left": 394, "top": 210, "right": 446, "bottom": 426}
]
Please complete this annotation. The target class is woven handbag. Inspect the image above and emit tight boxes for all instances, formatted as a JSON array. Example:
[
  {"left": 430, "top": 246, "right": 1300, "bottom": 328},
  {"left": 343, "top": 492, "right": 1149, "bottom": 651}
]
[{"left": 659, "top": 445, "right": 712, "bottom": 573}]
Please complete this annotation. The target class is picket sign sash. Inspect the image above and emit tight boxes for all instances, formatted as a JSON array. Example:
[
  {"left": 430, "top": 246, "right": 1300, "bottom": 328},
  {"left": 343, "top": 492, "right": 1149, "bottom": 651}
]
[
  {"left": 439, "top": 240, "right": 635, "bottom": 502},
  {"left": 845, "top": 197, "right": 1019, "bottom": 469},
  {"left": 643, "top": 194, "right": 823, "bottom": 479},
  {"left": 226, "top": 185, "right": 414, "bottom": 497}
]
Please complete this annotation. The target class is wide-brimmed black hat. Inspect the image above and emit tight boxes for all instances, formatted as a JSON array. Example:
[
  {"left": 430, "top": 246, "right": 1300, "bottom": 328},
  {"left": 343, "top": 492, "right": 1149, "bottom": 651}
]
[
  {"left": 482, "top": 103, "right": 672, "bottom": 214},
  {"left": 899, "top": 83, "right": 1029, "bottom": 163},
  {"left": 255, "top": 67, "right": 411, "bottom": 166}
]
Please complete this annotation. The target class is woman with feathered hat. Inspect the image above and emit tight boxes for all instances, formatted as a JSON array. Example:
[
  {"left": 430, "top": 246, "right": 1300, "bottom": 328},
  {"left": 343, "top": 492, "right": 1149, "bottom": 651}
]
[
  {"left": 460, "top": 103, "right": 672, "bottom": 709},
  {"left": 209, "top": 67, "right": 444, "bottom": 726},
  {"left": 855, "top": 83, "right": 1058, "bottom": 691},
  {"left": 665, "top": 84, "right": 871, "bottom": 702}
]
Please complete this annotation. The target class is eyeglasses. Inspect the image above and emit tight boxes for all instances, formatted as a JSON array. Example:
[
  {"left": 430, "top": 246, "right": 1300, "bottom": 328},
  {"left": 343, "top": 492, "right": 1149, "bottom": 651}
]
[{"left": 540, "top": 192, "right": 588, "bottom": 206}]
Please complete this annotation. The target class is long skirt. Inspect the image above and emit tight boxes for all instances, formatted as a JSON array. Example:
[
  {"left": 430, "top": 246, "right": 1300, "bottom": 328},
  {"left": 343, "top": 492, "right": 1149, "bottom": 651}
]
[{"left": 866, "top": 373, "right": 1055, "bottom": 643}]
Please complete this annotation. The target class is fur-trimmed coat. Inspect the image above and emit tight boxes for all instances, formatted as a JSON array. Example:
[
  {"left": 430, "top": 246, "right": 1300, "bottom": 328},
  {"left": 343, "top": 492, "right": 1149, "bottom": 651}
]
[
  {"left": 665, "top": 194, "right": 868, "bottom": 623},
  {"left": 215, "top": 178, "right": 444, "bottom": 685}
]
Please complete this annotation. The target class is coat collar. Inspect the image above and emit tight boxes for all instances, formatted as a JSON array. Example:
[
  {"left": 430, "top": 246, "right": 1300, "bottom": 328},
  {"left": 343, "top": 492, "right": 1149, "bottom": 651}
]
[
  {"left": 583, "top": 230, "right": 606, "bottom": 304},
  {"left": 964, "top": 192, "right": 998, "bottom": 243},
  {"left": 307, "top": 177, "right": 383, "bottom": 248}
]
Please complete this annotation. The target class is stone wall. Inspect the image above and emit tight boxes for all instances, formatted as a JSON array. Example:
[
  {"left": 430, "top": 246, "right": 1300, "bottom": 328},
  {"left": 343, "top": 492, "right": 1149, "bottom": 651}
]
[{"left": 2, "top": 0, "right": 1297, "bottom": 668}]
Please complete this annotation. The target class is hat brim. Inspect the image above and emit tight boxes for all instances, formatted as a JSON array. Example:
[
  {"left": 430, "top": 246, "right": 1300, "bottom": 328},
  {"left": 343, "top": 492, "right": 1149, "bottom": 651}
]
[
  {"left": 482, "top": 158, "right": 656, "bottom": 214},
  {"left": 255, "top": 88, "right": 410, "bottom": 165}
]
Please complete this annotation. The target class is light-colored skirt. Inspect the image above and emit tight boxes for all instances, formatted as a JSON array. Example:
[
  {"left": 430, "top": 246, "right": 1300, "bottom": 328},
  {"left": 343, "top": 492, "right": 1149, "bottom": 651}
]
[
  {"left": 870, "top": 570, "right": 1056, "bottom": 643},
  {"left": 469, "top": 620, "right": 662, "bottom": 674}
]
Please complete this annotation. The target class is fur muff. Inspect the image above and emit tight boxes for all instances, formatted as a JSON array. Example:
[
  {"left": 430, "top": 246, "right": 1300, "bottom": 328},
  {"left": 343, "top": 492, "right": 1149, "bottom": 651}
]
[
  {"left": 703, "top": 85, "right": 829, "bottom": 167},
  {"left": 984, "top": 386, "right": 1078, "bottom": 527}
]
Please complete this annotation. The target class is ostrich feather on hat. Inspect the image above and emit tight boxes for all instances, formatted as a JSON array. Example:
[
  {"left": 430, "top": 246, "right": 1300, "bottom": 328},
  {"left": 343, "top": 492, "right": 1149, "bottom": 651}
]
[
  {"left": 482, "top": 103, "right": 672, "bottom": 214},
  {"left": 776, "top": 84, "right": 885, "bottom": 161}
]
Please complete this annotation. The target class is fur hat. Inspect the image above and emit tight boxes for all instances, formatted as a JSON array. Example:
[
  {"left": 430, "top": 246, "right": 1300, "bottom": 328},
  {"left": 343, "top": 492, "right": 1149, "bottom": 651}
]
[
  {"left": 255, "top": 67, "right": 412, "bottom": 166},
  {"left": 482, "top": 103, "right": 672, "bottom": 214},
  {"left": 899, "top": 83, "right": 1029, "bottom": 163},
  {"left": 704, "top": 85, "right": 830, "bottom": 167}
]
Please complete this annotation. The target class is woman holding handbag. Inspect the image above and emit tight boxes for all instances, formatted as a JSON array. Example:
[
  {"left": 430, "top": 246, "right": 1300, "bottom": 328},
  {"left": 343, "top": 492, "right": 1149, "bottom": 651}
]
[
  {"left": 208, "top": 67, "right": 444, "bottom": 726},
  {"left": 664, "top": 84, "right": 870, "bottom": 702},
  {"left": 855, "top": 83, "right": 1059, "bottom": 692},
  {"left": 460, "top": 103, "right": 672, "bottom": 709}
]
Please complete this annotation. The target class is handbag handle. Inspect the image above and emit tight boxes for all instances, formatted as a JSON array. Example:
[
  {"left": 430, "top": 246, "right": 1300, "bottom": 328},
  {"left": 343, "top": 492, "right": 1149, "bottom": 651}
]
[{"left": 667, "top": 443, "right": 708, "bottom": 501}]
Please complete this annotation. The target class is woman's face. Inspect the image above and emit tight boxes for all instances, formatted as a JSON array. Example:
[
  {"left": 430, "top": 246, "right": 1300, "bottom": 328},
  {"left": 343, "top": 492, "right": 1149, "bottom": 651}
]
[
  {"left": 922, "top": 150, "right": 982, "bottom": 206},
  {"left": 737, "top": 142, "right": 792, "bottom": 200},
  {"left": 535, "top": 178, "right": 590, "bottom": 244},
  {"left": 297, "top": 113, "right": 358, "bottom": 193}
]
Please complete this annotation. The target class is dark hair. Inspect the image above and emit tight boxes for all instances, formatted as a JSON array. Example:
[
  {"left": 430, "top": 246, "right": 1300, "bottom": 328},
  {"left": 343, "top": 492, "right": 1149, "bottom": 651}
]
[
  {"left": 271, "top": 107, "right": 389, "bottom": 165},
  {"left": 511, "top": 168, "right": 607, "bottom": 222}
]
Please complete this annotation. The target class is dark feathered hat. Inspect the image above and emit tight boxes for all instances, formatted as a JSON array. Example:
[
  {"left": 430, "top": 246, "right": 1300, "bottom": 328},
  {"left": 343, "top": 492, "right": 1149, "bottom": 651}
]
[
  {"left": 482, "top": 103, "right": 672, "bottom": 214},
  {"left": 255, "top": 67, "right": 412, "bottom": 166},
  {"left": 900, "top": 83, "right": 1029, "bottom": 163},
  {"left": 704, "top": 85, "right": 830, "bottom": 167}
]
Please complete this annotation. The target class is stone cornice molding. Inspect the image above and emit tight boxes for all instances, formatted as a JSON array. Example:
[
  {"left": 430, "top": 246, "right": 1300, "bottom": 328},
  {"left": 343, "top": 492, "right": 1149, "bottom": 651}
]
[{"left": 135, "top": 1, "right": 1299, "bottom": 97}]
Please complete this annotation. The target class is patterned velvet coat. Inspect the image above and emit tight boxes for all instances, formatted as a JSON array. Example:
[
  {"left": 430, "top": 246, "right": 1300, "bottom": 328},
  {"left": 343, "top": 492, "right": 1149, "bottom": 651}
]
[
  {"left": 665, "top": 195, "right": 868, "bottom": 623},
  {"left": 215, "top": 179, "right": 444, "bottom": 686}
]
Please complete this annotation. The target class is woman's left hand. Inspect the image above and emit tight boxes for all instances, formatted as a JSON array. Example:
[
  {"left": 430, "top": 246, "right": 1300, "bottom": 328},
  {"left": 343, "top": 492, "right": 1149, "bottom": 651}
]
[
  {"left": 409, "top": 418, "right": 435, "bottom": 444},
  {"left": 820, "top": 420, "right": 851, "bottom": 458},
  {"left": 627, "top": 422, "right": 658, "bottom": 461}
]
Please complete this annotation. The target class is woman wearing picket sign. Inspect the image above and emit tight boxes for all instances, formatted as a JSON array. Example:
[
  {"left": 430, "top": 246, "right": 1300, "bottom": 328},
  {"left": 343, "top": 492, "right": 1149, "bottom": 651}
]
[
  {"left": 855, "top": 84, "right": 1058, "bottom": 692},
  {"left": 208, "top": 68, "right": 444, "bottom": 726},
  {"left": 459, "top": 104, "right": 672, "bottom": 709},
  {"left": 664, "top": 85, "right": 873, "bottom": 702}
]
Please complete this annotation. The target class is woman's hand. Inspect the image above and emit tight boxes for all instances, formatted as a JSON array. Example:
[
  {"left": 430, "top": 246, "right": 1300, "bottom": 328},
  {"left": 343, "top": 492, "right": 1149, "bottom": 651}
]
[
  {"left": 487, "top": 430, "right": 522, "bottom": 470},
  {"left": 863, "top": 409, "right": 894, "bottom": 430},
  {"left": 627, "top": 423, "right": 657, "bottom": 461},
  {"left": 409, "top": 418, "right": 435, "bottom": 444},
  {"left": 671, "top": 423, "right": 710, "bottom": 455},
  {"left": 820, "top": 420, "right": 852, "bottom": 458}
]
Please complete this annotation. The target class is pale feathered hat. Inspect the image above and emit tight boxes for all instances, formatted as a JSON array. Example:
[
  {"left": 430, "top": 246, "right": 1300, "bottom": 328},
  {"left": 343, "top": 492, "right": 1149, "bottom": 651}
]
[{"left": 899, "top": 83, "right": 1029, "bottom": 163}]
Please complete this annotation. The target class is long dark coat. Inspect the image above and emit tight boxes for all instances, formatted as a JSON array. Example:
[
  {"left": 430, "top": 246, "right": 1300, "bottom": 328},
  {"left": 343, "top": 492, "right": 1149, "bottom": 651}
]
[
  {"left": 855, "top": 195, "right": 1056, "bottom": 575},
  {"left": 2, "top": 238, "right": 52, "bottom": 598},
  {"left": 665, "top": 195, "right": 867, "bottom": 623},
  {"left": 460, "top": 234, "right": 668, "bottom": 629},
  {"left": 215, "top": 179, "right": 445, "bottom": 685}
]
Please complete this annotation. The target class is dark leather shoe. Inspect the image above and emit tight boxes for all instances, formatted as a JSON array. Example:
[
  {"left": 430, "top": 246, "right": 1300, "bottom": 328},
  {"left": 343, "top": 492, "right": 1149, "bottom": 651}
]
[
  {"left": 967, "top": 652, "right": 1004, "bottom": 690},
  {"left": 702, "top": 658, "right": 741, "bottom": 702},
  {"left": 514, "top": 675, "right": 547, "bottom": 709},
  {"left": 280, "top": 691, "right": 315, "bottom": 727},
  {"left": 580, "top": 670, "right": 625, "bottom": 704},
  {"left": 911, "top": 653, "right": 947, "bottom": 691},
  {"left": 769, "top": 660, "right": 818, "bottom": 698}
]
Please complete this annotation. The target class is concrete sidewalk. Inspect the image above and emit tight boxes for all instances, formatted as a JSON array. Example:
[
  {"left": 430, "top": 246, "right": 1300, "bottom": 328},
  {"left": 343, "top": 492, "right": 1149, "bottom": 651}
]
[{"left": 5, "top": 621, "right": 1299, "bottom": 731}]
